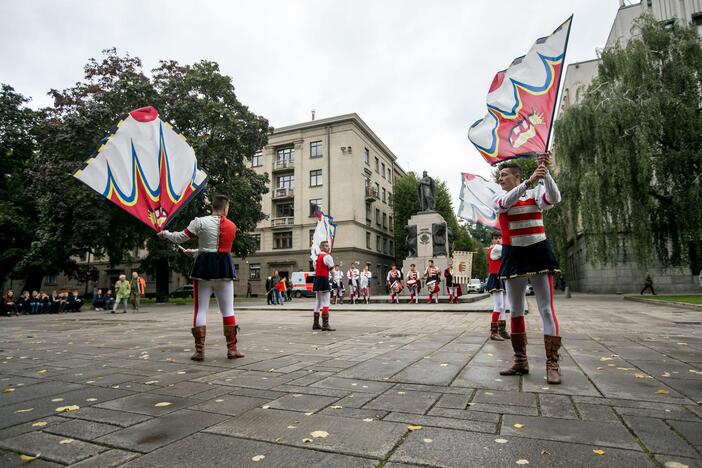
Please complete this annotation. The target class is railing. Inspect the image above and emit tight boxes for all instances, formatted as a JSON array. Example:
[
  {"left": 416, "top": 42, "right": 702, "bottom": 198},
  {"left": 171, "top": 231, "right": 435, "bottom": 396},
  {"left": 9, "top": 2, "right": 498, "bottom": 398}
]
[
  {"left": 365, "top": 185, "right": 380, "bottom": 201},
  {"left": 271, "top": 217, "right": 294, "bottom": 228},
  {"left": 272, "top": 187, "right": 294, "bottom": 199},
  {"left": 273, "top": 158, "right": 295, "bottom": 171}
]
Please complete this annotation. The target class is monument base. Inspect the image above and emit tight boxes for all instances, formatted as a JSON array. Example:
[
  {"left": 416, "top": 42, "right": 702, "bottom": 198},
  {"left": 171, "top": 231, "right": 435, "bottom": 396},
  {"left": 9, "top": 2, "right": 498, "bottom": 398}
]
[{"left": 402, "top": 211, "right": 449, "bottom": 276}]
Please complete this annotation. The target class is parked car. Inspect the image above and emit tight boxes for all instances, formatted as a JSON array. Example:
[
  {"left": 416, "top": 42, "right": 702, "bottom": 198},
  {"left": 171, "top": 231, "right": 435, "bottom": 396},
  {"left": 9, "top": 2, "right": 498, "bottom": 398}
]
[
  {"left": 291, "top": 271, "right": 315, "bottom": 298},
  {"left": 169, "top": 285, "right": 194, "bottom": 298},
  {"left": 466, "top": 278, "right": 484, "bottom": 294}
]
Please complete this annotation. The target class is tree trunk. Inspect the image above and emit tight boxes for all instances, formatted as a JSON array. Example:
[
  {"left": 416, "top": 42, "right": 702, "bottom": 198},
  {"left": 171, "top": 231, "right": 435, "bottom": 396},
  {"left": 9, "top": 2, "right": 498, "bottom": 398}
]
[
  {"left": 22, "top": 272, "right": 44, "bottom": 293},
  {"left": 156, "top": 257, "right": 170, "bottom": 303}
]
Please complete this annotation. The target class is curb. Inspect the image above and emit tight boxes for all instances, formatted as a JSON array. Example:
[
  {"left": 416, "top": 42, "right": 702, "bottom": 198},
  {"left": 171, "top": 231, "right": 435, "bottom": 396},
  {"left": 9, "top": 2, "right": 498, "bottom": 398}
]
[{"left": 624, "top": 295, "right": 702, "bottom": 311}]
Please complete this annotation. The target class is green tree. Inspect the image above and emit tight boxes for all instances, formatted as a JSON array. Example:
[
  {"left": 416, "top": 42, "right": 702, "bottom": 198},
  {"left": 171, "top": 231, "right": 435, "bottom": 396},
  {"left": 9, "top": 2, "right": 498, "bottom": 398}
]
[
  {"left": 0, "top": 85, "right": 39, "bottom": 290},
  {"left": 551, "top": 17, "right": 702, "bottom": 272}
]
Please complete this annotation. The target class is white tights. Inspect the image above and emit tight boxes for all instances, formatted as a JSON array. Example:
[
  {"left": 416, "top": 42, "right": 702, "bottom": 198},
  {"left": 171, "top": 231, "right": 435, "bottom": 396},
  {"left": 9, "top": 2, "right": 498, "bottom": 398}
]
[
  {"left": 504, "top": 274, "right": 559, "bottom": 336},
  {"left": 193, "top": 280, "right": 234, "bottom": 327},
  {"left": 491, "top": 291, "right": 505, "bottom": 320},
  {"left": 315, "top": 291, "right": 331, "bottom": 314}
]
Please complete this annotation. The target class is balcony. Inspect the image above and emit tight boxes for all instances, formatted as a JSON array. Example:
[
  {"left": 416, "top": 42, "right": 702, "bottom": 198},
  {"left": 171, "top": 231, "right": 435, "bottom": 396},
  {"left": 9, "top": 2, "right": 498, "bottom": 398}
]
[
  {"left": 273, "top": 158, "right": 295, "bottom": 172},
  {"left": 272, "top": 187, "right": 294, "bottom": 200},
  {"left": 271, "top": 217, "right": 294, "bottom": 228},
  {"left": 365, "top": 185, "right": 380, "bottom": 202}
]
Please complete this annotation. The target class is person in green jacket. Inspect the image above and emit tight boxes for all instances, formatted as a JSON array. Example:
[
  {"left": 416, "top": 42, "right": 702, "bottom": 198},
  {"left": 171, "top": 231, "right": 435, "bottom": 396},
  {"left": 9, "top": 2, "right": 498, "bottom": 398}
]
[{"left": 112, "top": 274, "right": 131, "bottom": 314}]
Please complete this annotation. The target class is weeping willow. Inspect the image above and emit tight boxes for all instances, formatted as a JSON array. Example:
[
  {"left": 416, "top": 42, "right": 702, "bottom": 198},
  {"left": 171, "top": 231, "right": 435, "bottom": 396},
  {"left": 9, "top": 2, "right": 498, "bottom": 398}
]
[{"left": 549, "top": 16, "right": 702, "bottom": 271}]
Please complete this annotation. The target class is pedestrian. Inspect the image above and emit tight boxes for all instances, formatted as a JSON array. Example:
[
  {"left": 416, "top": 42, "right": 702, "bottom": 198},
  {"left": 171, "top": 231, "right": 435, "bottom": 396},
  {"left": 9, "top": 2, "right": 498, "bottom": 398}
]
[
  {"left": 493, "top": 152, "right": 563, "bottom": 385},
  {"left": 640, "top": 273, "right": 656, "bottom": 295},
  {"left": 4, "top": 290, "right": 18, "bottom": 316},
  {"left": 265, "top": 276, "right": 273, "bottom": 304},
  {"left": 270, "top": 271, "right": 284, "bottom": 305},
  {"left": 104, "top": 289, "right": 115, "bottom": 310},
  {"left": 112, "top": 274, "right": 130, "bottom": 314},
  {"left": 487, "top": 232, "right": 510, "bottom": 341},
  {"left": 445, "top": 264, "right": 458, "bottom": 304},
  {"left": 312, "top": 240, "right": 336, "bottom": 331},
  {"left": 158, "top": 194, "right": 244, "bottom": 360},
  {"left": 129, "top": 271, "right": 146, "bottom": 312},
  {"left": 246, "top": 281, "right": 252, "bottom": 298}
]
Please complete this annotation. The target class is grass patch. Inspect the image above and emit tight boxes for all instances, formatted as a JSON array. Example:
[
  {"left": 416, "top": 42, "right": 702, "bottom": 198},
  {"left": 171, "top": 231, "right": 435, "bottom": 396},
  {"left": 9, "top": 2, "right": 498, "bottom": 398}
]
[{"left": 644, "top": 295, "right": 702, "bottom": 305}]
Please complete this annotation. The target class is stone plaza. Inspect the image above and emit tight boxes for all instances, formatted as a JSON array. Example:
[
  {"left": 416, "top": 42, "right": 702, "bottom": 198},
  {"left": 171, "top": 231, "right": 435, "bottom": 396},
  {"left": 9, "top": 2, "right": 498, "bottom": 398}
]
[{"left": 0, "top": 295, "right": 700, "bottom": 467}]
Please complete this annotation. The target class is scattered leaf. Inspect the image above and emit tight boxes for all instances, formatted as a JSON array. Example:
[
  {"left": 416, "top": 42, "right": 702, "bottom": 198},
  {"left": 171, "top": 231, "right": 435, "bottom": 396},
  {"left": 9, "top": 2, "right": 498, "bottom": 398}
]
[
  {"left": 592, "top": 449, "right": 606, "bottom": 456},
  {"left": 363, "top": 418, "right": 373, "bottom": 422},
  {"left": 596, "top": 367, "right": 604, "bottom": 370},
  {"left": 440, "top": 363, "right": 448, "bottom": 367},
  {"left": 540, "top": 448, "right": 551, "bottom": 456},
  {"left": 516, "top": 460, "right": 529, "bottom": 465},
  {"left": 495, "top": 438, "right": 508, "bottom": 444},
  {"left": 85, "top": 398, "right": 97, "bottom": 402},
  {"left": 423, "top": 438, "right": 433, "bottom": 443},
  {"left": 59, "top": 439, "right": 74, "bottom": 445},
  {"left": 302, "top": 438, "right": 313, "bottom": 443},
  {"left": 144, "top": 381, "right": 159, "bottom": 385},
  {"left": 634, "top": 373, "right": 646, "bottom": 379},
  {"left": 51, "top": 398, "right": 63, "bottom": 402},
  {"left": 3, "top": 388, "right": 15, "bottom": 393},
  {"left": 154, "top": 402, "right": 172, "bottom": 407},
  {"left": 599, "top": 357, "right": 612, "bottom": 362},
  {"left": 662, "top": 372, "right": 671, "bottom": 377},
  {"left": 15, "top": 408, "right": 34, "bottom": 414},
  {"left": 287, "top": 425, "right": 296, "bottom": 429},
  {"left": 31, "top": 422, "right": 48, "bottom": 428},
  {"left": 664, "top": 461, "right": 690, "bottom": 468},
  {"left": 513, "top": 423, "right": 525, "bottom": 429},
  {"left": 397, "top": 391, "right": 406, "bottom": 395},
  {"left": 215, "top": 399, "right": 224, "bottom": 403},
  {"left": 176, "top": 371, "right": 186, "bottom": 375},
  {"left": 330, "top": 405, "right": 343, "bottom": 409},
  {"left": 251, "top": 455, "right": 265, "bottom": 462},
  {"left": 304, "top": 412, "right": 313, "bottom": 416},
  {"left": 407, "top": 425, "right": 423, "bottom": 432},
  {"left": 656, "top": 390, "right": 670, "bottom": 395},
  {"left": 261, "top": 405, "right": 270, "bottom": 409},
  {"left": 37, "top": 369, "right": 48, "bottom": 374},
  {"left": 19, "top": 453, "right": 40, "bottom": 462},
  {"left": 55, "top": 405, "right": 80, "bottom": 413},
  {"left": 310, "top": 430, "right": 329, "bottom": 438}
]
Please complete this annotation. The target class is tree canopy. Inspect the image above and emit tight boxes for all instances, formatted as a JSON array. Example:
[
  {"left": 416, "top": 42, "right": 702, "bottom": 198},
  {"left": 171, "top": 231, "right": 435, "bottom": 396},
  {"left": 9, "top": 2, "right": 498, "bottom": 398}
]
[{"left": 551, "top": 17, "right": 702, "bottom": 273}]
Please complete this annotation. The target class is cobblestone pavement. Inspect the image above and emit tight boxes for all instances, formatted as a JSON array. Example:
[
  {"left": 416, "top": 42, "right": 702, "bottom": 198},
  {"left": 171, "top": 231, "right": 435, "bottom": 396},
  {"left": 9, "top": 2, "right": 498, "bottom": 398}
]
[{"left": 0, "top": 294, "right": 700, "bottom": 467}]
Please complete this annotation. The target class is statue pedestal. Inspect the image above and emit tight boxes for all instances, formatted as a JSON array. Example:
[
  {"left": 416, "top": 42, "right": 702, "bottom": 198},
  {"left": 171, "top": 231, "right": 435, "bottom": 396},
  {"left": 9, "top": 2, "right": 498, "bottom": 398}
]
[{"left": 402, "top": 211, "right": 449, "bottom": 275}]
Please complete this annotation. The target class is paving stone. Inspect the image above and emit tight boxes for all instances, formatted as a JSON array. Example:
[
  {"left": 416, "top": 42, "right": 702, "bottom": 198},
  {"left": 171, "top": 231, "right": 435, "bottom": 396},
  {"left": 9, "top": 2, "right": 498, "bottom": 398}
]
[
  {"left": 208, "top": 370, "right": 296, "bottom": 389},
  {"left": 666, "top": 420, "right": 702, "bottom": 449},
  {"left": 574, "top": 403, "right": 620, "bottom": 422},
  {"left": 472, "top": 389, "right": 537, "bottom": 407},
  {"left": 69, "top": 449, "right": 140, "bottom": 468},
  {"left": 620, "top": 415, "right": 698, "bottom": 457},
  {"left": 44, "top": 419, "right": 121, "bottom": 440},
  {"left": 267, "top": 393, "right": 339, "bottom": 413},
  {"left": 363, "top": 390, "right": 440, "bottom": 414},
  {"left": 435, "top": 392, "right": 470, "bottom": 409},
  {"left": 311, "top": 376, "right": 393, "bottom": 394},
  {"left": 121, "top": 432, "right": 375, "bottom": 467},
  {"left": 189, "top": 385, "right": 235, "bottom": 401},
  {"left": 190, "top": 394, "right": 269, "bottom": 416},
  {"left": 332, "top": 392, "right": 379, "bottom": 408},
  {"left": 390, "top": 426, "right": 654, "bottom": 467},
  {"left": 383, "top": 411, "right": 497, "bottom": 433},
  {"left": 318, "top": 406, "right": 389, "bottom": 420},
  {"left": 288, "top": 371, "right": 334, "bottom": 386},
  {"left": 0, "top": 416, "right": 65, "bottom": 441},
  {"left": 0, "top": 448, "right": 62, "bottom": 468},
  {"left": 662, "top": 377, "right": 702, "bottom": 402},
  {"left": 653, "top": 454, "right": 702, "bottom": 468},
  {"left": 521, "top": 367, "right": 601, "bottom": 396},
  {"left": 0, "top": 431, "right": 108, "bottom": 465},
  {"left": 205, "top": 407, "right": 406, "bottom": 459},
  {"left": 539, "top": 394, "right": 578, "bottom": 419},
  {"left": 427, "top": 407, "right": 501, "bottom": 423},
  {"left": 614, "top": 404, "right": 701, "bottom": 421},
  {"left": 394, "top": 383, "right": 472, "bottom": 394},
  {"left": 336, "top": 350, "right": 427, "bottom": 380},
  {"left": 58, "top": 407, "right": 152, "bottom": 427},
  {"left": 0, "top": 381, "right": 84, "bottom": 407},
  {"left": 94, "top": 393, "right": 194, "bottom": 416},
  {"left": 465, "top": 402, "right": 539, "bottom": 416},
  {"left": 95, "top": 409, "right": 229, "bottom": 453},
  {"left": 451, "top": 365, "right": 520, "bottom": 391},
  {"left": 500, "top": 414, "right": 640, "bottom": 450},
  {"left": 223, "top": 386, "right": 287, "bottom": 400},
  {"left": 390, "top": 353, "right": 467, "bottom": 385},
  {"left": 149, "top": 381, "right": 216, "bottom": 397},
  {"left": 272, "top": 384, "right": 349, "bottom": 397}
]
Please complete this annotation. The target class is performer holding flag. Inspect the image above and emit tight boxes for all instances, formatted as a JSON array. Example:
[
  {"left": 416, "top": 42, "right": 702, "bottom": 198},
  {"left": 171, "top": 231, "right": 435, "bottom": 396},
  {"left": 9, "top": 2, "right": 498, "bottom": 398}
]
[
  {"left": 487, "top": 232, "right": 510, "bottom": 341},
  {"left": 467, "top": 17, "right": 572, "bottom": 384},
  {"left": 310, "top": 208, "right": 337, "bottom": 331}
]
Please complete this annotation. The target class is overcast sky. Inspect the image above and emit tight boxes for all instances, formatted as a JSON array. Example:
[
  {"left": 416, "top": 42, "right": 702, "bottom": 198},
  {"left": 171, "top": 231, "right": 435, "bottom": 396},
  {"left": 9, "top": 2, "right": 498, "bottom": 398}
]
[{"left": 0, "top": 0, "right": 620, "bottom": 207}]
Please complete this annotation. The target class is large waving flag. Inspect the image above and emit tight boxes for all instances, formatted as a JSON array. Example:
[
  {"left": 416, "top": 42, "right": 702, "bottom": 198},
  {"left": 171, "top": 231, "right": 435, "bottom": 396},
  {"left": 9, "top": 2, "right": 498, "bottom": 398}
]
[
  {"left": 310, "top": 208, "right": 337, "bottom": 265},
  {"left": 468, "top": 16, "right": 572, "bottom": 165},
  {"left": 73, "top": 106, "right": 208, "bottom": 231},
  {"left": 457, "top": 172, "right": 500, "bottom": 229}
]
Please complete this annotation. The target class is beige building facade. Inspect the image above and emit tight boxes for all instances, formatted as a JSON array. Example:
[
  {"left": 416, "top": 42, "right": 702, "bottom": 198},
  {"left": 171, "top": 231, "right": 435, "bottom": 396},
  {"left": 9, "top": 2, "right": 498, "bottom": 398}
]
[{"left": 238, "top": 113, "right": 405, "bottom": 297}]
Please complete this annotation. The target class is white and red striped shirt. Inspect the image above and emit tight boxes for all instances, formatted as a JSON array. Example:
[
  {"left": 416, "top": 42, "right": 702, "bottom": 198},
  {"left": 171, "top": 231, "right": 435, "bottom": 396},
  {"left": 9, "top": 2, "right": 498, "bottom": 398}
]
[{"left": 493, "top": 173, "right": 560, "bottom": 247}]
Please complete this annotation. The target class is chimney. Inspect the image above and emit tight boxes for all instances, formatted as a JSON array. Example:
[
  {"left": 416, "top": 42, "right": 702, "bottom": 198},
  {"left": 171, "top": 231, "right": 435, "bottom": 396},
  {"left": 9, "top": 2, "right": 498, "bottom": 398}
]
[{"left": 311, "top": 109, "right": 316, "bottom": 121}]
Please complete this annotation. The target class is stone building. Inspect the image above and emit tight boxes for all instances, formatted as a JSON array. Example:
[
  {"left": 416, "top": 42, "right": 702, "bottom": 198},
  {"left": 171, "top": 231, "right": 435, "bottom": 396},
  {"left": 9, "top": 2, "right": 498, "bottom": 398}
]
[{"left": 555, "top": 0, "right": 701, "bottom": 293}]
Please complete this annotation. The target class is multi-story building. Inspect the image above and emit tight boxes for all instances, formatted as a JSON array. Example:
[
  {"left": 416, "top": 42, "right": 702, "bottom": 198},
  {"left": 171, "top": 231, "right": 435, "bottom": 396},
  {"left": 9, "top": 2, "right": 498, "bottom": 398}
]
[
  {"left": 238, "top": 113, "right": 405, "bottom": 297},
  {"left": 555, "top": 0, "right": 701, "bottom": 293}
]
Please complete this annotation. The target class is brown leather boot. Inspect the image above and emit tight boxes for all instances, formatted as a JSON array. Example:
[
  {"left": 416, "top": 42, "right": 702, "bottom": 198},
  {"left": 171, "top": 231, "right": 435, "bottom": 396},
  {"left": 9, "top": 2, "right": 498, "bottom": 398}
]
[
  {"left": 545, "top": 335, "right": 562, "bottom": 385},
  {"left": 500, "top": 333, "right": 529, "bottom": 375},
  {"left": 489, "top": 322, "right": 504, "bottom": 341},
  {"left": 312, "top": 313, "right": 322, "bottom": 330},
  {"left": 190, "top": 326, "right": 206, "bottom": 361},
  {"left": 498, "top": 320, "right": 511, "bottom": 340},
  {"left": 321, "top": 314, "right": 335, "bottom": 331},
  {"left": 223, "top": 325, "right": 245, "bottom": 359}
]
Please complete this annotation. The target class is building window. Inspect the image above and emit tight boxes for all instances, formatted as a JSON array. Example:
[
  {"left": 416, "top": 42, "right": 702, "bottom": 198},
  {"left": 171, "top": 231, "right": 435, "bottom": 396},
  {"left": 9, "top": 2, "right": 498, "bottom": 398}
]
[
  {"left": 374, "top": 182, "right": 380, "bottom": 196},
  {"left": 375, "top": 157, "right": 379, "bottom": 173},
  {"left": 366, "top": 231, "right": 371, "bottom": 249},
  {"left": 376, "top": 235, "right": 381, "bottom": 252},
  {"left": 309, "top": 229, "right": 316, "bottom": 247},
  {"left": 382, "top": 188, "right": 386, "bottom": 203},
  {"left": 252, "top": 151, "right": 262, "bottom": 167},
  {"left": 389, "top": 215, "right": 393, "bottom": 232},
  {"left": 309, "top": 198, "right": 322, "bottom": 216},
  {"left": 388, "top": 192, "right": 393, "bottom": 207},
  {"left": 389, "top": 240, "right": 394, "bottom": 255},
  {"left": 273, "top": 231, "right": 293, "bottom": 249},
  {"left": 276, "top": 147, "right": 294, "bottom": 163},
  {"left": 381, "top": 163, "right": 386, "bottom": 179},
  {"left": 388, "top": 167, "right": 392, "bottom": 181},
  {"left": 310, "top": 169, "right": 323, "bottom": 187},
  {"left": 277, "top": 174, "right": 294, "bottom": 189},
  {"left": 310, "top": 140, "right": 323, "bottom": 158},
  {"left": 45, "top": 275, "right": 57, "bottom": 285},
  {"left": 364, "top": 147, "right": 370, "bottom": 165},
  {"left": 249, "top": 263, "right": 261, "bottom": 280},
  {"left": 376, "top": 208, "right": 381, "bottom": 226},
  {"left": 252, "top": 234, "right": 261, "bottom": 251},
  {"left": 366, "top": 203, "right": 372, "bottom": 224},
  {"left": 382, "top": 212, "right": 387, "bottom": 229},
  {"left": 276, "top": 203, "right": 294, "bottom": 218},
  {"left": 383, "top": 238, "right": 387, "bottom": 254}
]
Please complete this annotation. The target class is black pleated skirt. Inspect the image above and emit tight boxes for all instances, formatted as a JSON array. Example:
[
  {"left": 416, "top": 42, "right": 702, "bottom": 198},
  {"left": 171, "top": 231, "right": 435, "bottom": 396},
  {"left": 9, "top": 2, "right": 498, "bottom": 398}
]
[
  {"left": 312, "top": 276, "right": 331, "bottom": 292},
  {"left": 486, "top": 273, "right": 504, "bottom": 292},
  {"left": 190, "top": 252, "right": 236, "bottom": 280},
  {"left": 499, "top": 240, "right": 560, "bottom": 279}
]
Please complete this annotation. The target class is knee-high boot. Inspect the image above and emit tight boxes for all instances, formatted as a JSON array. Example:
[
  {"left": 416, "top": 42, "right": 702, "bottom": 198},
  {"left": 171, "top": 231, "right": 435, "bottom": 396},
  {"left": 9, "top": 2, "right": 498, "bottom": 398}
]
[
  {"left": 223, "top": 325, "right": 245, "bottom": 359},
  {"left": 545, "top": 335, "right": 562, "bottom": 384},
  {"left": 500, "top": 333, "right": 529, "bottom": 375},
  {"left": 191, "top": 326, "right": 206, "bottom": 361}
]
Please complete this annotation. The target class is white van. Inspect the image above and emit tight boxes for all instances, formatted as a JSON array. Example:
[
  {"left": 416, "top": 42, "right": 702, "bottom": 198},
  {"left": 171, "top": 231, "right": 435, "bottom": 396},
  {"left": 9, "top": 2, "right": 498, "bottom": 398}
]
[{"left": 291, "top": 271, "right": 315, "bottom": 298}]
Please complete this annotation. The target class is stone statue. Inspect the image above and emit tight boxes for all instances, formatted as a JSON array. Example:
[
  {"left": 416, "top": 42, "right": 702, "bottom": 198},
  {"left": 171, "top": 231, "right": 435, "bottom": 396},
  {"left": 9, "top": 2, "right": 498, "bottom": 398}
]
[
  {"left": 417, "top": 171, "right": 436, "bottom": 212},
  {"left": 432, "top": 222, "right": 447, "bottom": 257},
  {"left": 405, "top": 225, "right": 417, "bottom": 257}
]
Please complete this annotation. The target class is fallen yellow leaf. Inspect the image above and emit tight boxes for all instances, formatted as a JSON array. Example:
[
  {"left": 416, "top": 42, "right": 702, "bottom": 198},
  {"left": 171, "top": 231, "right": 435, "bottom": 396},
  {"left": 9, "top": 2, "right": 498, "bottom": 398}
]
[
  {"left": 310, "top": 431, "right": 329, "bottom": 438},
  {"left": 656, "top": 390, "right": 670, "bottom": 395},
  {"left": 3, "top": 388, "right": 15, "bottom": 393},
  {"left": 154, "top": 402, "right": 172, "bottom": 407},
  {"left": 495, "top": 438, "right": 508, "bottom": 444},
  {"left": 330, "top": 405, "right": 343, "bottom": 409},
  {"left": 516, "top": 460, "right": 530, "bottom": 465},
  {"left": 302, "top": 438, "right": 313, "bottom": 443},
  {"left": 31, "top": 422, "right": 48, "bottom": 428},
  {"left": 37, "top": 370, "right": 48, "bottom": 374},
  {"left": 51, "top": 398, "right": 64, "bottom": 402},
  {"left": 251, "top": 455, "right": 265, "bottom": 462},
  {"left": 423, "top": 438, "right": 433, "bottom": 443},
  {"left": 59, "top": 439, "right": 74, "bottom": 445},
  {"left": 19, "top": 453, "right": 40, "bottom": 462},
  {"left": 664, "top": 461, "right": 690, "bottom": 468},
  {"left": 55, "top": 405, "right": 80, "bottom": 413},
  {"left": 634, "top": 373, "right": 646, "bottom": 379},
  {"left": 593, "top": 449, "right": 606, "bottom": 455},
  {"left": 407, "top": 425, "right": 423, "bottom": 432},
  {"left": 514, "top": 423, "right": 525, "bottom": 429},
  {"left": 14, "top": 408, "right": 33, "bottom": 414}
]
